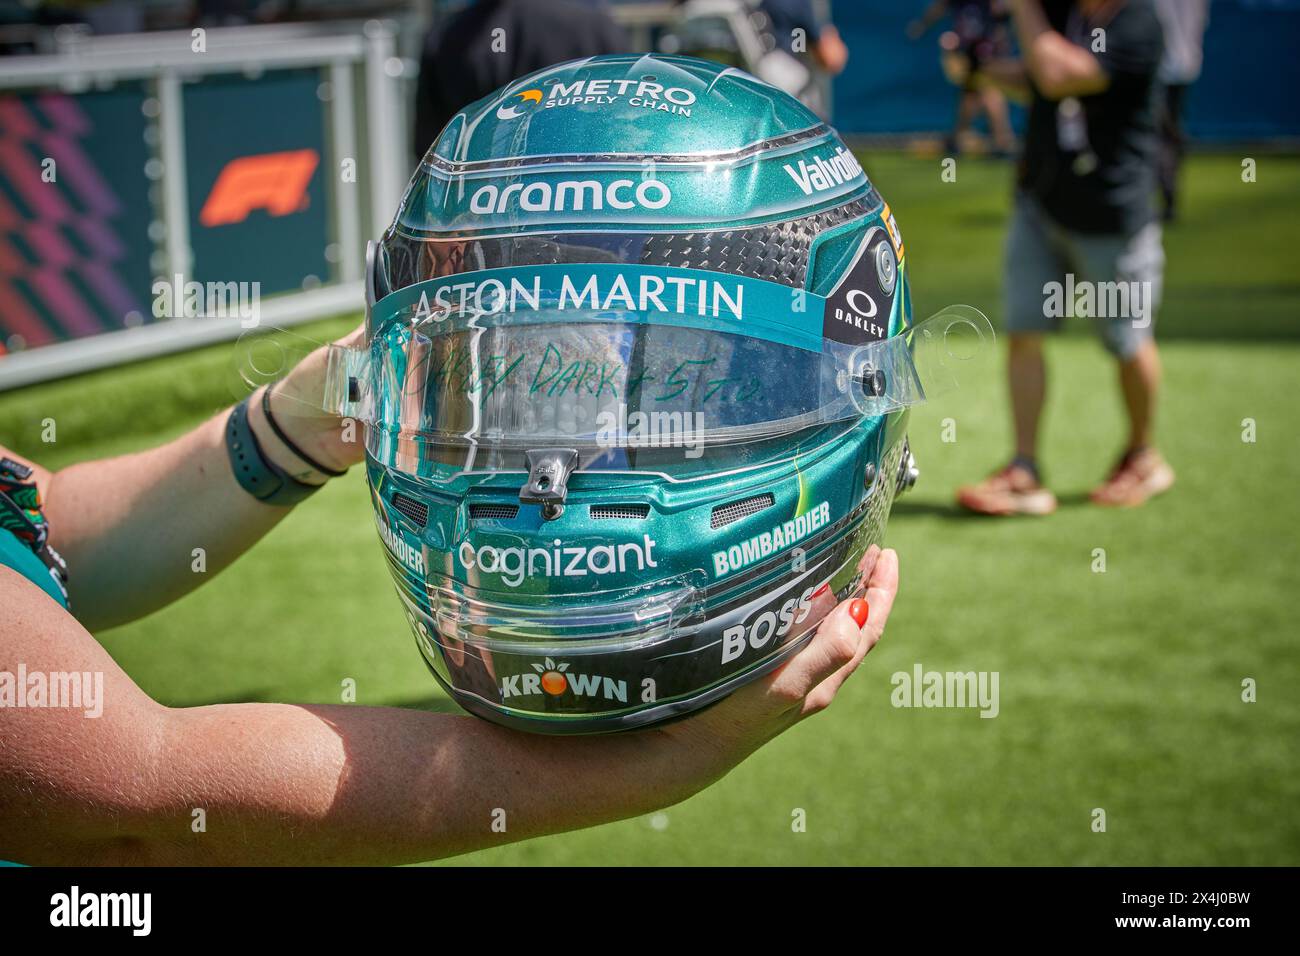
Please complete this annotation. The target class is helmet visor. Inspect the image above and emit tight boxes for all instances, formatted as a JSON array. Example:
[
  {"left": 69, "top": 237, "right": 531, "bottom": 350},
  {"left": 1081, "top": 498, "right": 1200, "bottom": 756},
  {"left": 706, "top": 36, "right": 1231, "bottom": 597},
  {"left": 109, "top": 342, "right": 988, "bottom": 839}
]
[{"left": 320, "top": 300, "right": 990, "bottom": 474}]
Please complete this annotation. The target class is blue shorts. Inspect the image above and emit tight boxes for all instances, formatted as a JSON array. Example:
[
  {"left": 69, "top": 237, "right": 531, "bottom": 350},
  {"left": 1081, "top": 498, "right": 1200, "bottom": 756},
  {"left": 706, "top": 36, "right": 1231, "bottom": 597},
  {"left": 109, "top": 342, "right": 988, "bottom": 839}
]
[{"left": 1004, "top": 192, "right": 1164, "bottom": 359}]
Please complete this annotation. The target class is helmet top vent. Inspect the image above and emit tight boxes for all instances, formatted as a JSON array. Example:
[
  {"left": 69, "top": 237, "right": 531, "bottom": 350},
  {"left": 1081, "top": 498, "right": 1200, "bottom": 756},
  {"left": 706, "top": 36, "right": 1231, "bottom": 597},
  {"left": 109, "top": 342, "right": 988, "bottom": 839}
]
[
  {"left": 392, "top": 491, "right": 430, "bottom": 527},
  {"left": 710, "top": 493, "right": 775, "bottom": 529},
  {"left": 468, "top": 502, "right": 520, "bottom": 521},
  {"left": 590, "top": 503, "right": 651, "bottom": 520}
]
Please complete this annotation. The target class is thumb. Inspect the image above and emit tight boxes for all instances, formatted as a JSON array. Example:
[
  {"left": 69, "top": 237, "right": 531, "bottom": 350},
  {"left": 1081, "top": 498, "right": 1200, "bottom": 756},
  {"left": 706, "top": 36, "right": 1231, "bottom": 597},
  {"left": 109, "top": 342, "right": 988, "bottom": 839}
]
[{"left": 765, "top": 598, "right": 866, "bottom": 708}]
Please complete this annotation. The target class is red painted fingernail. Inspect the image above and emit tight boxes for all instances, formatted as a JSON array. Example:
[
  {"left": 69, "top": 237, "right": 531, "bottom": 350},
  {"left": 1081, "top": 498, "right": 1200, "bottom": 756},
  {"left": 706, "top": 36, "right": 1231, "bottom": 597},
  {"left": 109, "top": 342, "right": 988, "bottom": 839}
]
[{"left": 849, "top": 599, "right": 870, "bottom": 628}]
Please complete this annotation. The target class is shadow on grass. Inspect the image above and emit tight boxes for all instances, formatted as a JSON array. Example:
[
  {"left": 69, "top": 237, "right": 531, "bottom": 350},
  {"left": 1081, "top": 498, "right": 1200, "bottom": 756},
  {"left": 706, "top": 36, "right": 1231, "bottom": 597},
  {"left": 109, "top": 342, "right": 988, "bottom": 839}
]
[
  {"left": 892, "top": 490, "right": 1094, "bottom": 520},
  {"left": 382, "top": 695, "right": 464, "bottom": 715}
]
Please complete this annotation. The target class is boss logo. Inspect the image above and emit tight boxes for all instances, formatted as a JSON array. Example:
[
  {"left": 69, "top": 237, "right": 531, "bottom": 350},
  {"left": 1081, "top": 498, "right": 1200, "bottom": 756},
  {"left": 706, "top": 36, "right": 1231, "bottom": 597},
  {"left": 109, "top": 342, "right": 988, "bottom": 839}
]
[{"left": 720, "top": 585, "right": 817, "bottom": 664}]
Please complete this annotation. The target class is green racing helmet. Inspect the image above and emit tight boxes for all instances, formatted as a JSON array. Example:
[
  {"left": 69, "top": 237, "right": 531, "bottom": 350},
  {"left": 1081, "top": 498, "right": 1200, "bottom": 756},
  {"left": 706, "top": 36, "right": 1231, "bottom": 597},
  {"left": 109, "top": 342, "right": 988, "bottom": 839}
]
[{"left": 324, "top": 54, "right": 991, "bottom": 733}]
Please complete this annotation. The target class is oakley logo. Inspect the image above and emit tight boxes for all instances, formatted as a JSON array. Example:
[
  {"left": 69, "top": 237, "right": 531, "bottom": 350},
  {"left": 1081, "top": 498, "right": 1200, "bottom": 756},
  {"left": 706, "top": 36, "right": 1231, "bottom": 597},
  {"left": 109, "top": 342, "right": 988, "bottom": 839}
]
[
  {"left": 199, "top": 149, "right": 318, "bottom": 227},
  {"left": 468, "top": 178, "right": 671, "bottom": 217},
  {"left": 459, "top": 535, "right": 659, "bottom": 588},
  {"left": 845, "top": 289, "right": 877, "bottom": 318}
]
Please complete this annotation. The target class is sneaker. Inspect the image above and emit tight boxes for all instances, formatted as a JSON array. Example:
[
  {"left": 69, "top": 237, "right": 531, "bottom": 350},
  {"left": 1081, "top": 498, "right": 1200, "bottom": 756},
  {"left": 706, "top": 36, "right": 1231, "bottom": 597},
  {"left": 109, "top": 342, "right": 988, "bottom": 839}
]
[
  {"left": 1090, "top": 447, "right": 1175, "bottom": 507},
  {"left": 956, "top": 462, "right": 1058, "bottom": 516}
]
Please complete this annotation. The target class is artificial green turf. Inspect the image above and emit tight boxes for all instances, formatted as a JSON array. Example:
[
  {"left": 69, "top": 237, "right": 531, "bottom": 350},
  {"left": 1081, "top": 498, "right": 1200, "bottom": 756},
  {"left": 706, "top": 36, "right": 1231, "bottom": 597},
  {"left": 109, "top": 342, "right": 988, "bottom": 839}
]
[{"left": 1, "top": 153, "right": 1297, "bottom": 864}]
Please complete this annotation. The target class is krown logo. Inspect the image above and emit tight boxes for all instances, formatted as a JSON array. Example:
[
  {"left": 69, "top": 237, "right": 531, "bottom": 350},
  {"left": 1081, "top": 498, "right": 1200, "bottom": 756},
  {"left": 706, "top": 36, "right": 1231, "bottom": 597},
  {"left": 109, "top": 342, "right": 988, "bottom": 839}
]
[
  {"left": 501, "top": 657, "right": 628, "bottom": 702},
  {"left": 496, "top": 87, "right": 543, "bottom": 120},
  {"left": 496, "top": 77, "right": 697, "bottom": 121},
  {"left": 469, "top": 177, "right": 671, "bottom": 217}
]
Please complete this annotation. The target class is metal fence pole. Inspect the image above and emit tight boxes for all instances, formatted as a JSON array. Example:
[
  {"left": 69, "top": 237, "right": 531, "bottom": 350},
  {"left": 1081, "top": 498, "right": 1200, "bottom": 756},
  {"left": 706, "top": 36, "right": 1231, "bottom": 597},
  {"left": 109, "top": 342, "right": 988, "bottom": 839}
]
[
  {"left": 157, "top": 70, "right": 192, "bottom": 285},
  {"left": 330, "top": 60, "right": 363, "bottom": 282}
]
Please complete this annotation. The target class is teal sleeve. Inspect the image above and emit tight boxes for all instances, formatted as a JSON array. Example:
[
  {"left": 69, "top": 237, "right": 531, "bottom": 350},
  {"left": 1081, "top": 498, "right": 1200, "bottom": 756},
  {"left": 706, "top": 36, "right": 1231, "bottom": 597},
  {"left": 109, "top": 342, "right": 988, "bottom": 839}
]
[{"left": 0, "top": 528, "right": 68, "bottom": 609}]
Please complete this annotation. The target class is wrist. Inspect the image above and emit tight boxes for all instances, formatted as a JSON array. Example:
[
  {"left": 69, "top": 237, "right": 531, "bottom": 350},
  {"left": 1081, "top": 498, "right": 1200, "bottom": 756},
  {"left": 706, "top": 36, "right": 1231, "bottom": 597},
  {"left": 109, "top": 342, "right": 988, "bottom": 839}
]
[{"left": 246, "top": 387, "right": 331, "bottom": 486}]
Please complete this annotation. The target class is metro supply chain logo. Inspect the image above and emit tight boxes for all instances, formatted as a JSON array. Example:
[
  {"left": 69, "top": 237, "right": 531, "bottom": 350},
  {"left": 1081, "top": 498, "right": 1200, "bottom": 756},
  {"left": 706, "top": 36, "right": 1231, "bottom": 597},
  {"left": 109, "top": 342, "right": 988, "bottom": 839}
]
[
  {"left": 458, "top": 535, "right": 659, "bottom": 588},
  {"left": 500, "top": 656, "right": 629, "bottom": 703},
  {"left": 712, "top": 501, "right": 832, "bottom": 576},
  {"left": 496, "top": 78, "right": 697, "bottom": 121},
  {"left": 468, "top": 177, "right": 671, "bottom": 217}
]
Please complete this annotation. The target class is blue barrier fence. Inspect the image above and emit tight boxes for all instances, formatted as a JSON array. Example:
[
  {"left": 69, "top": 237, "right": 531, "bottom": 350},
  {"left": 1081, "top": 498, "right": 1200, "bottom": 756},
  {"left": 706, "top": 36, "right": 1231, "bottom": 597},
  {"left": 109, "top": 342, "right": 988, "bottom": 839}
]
[{"left": 830, "top": 0, "right": 1300, "bottom": 141}]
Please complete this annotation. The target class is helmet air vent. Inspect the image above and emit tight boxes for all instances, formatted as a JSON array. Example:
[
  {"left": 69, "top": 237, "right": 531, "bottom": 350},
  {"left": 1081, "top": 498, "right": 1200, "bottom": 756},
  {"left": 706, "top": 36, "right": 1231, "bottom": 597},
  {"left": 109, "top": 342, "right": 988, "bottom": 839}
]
[
  {"left": 468, "top": 503, "right": 520, "bottom": 521},
  {"left": 590, "top": 504, "right": 651, "bottom": 520},
  {"left": 391, "top": 491, "right": 430, "bottom": 527},
  {"left": 710, "top": 493, "right": 775, "bottom": 529}
]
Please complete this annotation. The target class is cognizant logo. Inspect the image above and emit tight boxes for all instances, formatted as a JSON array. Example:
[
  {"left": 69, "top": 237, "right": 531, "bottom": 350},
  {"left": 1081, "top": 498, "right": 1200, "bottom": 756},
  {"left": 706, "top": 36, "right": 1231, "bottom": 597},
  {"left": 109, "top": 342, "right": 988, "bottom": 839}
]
[
  {"left": 459, "top": 535, "right": 659, "bottom": 588},
  {"left": 469, "top": 178, "right": 671, "bottom": 217}
]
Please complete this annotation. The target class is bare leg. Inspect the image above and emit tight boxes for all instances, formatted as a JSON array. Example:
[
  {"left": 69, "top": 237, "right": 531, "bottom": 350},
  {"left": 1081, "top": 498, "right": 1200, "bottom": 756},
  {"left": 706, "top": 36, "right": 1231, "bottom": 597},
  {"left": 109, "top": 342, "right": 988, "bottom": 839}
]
[
  {"left": 980, "top": 87, "right": 1015, "bottom": 153},
  {"left": 956, "top": 90, "right": 978, "bottom": 141},
  {"left": 1009, "top": 333, "right": 1046, "bottom": 460},
  {"left": 1118, "top": 337, "right": 1161, "bottom": 451}
]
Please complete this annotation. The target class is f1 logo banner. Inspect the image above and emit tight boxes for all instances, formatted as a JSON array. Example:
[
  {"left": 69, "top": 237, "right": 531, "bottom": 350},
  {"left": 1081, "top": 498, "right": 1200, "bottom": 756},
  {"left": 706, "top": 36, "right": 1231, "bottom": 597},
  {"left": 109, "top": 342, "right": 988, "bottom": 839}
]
[
  {"left": 199, "top": 150, "right": 319, "bottom": 227},
  {"left": 184, "top": 70, "right": 331, "bottom": 295}
]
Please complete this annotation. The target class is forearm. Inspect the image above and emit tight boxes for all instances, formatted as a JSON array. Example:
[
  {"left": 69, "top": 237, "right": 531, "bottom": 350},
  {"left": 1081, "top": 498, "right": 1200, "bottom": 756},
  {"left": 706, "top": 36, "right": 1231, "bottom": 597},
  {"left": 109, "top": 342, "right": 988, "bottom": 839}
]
[
  {"left": 1009, "top": 0, "right": 1107, "bottom": 99},
  {"left": 100, "top": 703, "right": 731, "bottom": 866},
  {"left": 45, "top": 402, "right": 296, "bottom": 630}
]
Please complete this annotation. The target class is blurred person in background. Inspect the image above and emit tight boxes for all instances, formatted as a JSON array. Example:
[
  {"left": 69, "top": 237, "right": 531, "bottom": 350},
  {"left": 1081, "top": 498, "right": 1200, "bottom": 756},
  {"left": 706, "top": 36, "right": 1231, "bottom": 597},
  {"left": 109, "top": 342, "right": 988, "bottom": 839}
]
[
  {"left": 666, "top": 0, "right": 847, "bottom": 118},
  {"left": 413, "top": 0, "right": 628, "bottom": 165},
  {"left": 1153, "top": 0, "right": 1209, "bottom": 222},
  {"left": 956, "top": 0, "right": 1175, "bottom": 515},
  {"left": 758, "top": 0, "right": 849, "bottom": 76},
  {"left": 908, "top": 0, "right": 1017, "bottom": 157}
]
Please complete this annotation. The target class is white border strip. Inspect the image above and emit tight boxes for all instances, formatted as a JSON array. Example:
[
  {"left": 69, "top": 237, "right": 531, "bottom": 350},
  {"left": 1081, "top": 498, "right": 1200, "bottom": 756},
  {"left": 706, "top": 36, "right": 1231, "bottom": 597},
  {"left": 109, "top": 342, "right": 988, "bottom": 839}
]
[{"left": 0, "top": 281, "right": 363, "bottom": 391}]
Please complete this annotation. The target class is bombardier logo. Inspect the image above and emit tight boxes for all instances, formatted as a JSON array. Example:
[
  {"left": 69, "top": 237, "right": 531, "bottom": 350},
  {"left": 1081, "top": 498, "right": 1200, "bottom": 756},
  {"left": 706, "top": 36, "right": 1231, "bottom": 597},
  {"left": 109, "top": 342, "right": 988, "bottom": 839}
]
[
  {"left": 782, "top": 146, "right": 864, "bottom": 196},
  {"left": 469, "top": 178, "right": 671, "bottom": 217},
  {"left": 712, "top": 502, "right": 832, "bottom": 576},
  {"left": 376, "top": 514, "right": 425, "bottom": 575},
  {"left": 459, "top": 535, "right": 659, "bottom": 588}
]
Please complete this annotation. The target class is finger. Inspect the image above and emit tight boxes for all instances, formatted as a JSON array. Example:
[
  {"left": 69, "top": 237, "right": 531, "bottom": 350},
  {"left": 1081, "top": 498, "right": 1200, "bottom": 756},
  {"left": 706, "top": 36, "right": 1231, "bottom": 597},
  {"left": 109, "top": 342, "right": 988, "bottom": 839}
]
[
  {"left": 803, "top": 549, "right": 900, "bottom": 714},
  {"left": 862, "top": 548, "right": 900, "bottom": 642},
  {"left": 765, "top": 598, "right": 864, "bottom": 705}
]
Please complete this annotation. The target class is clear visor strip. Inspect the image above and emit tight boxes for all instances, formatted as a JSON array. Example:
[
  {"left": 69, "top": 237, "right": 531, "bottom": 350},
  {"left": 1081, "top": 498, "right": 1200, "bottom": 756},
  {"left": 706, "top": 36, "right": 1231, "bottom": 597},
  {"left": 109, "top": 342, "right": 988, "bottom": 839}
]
[{"left": 235, "top": 306, "right": 994, "bottom": 446}]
